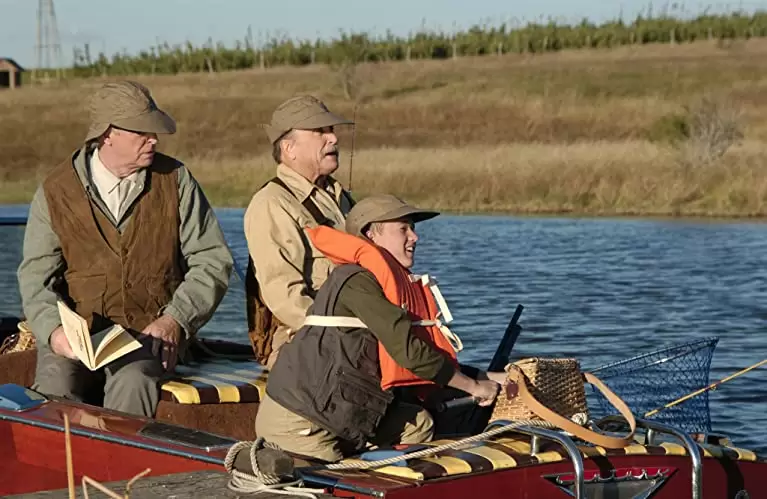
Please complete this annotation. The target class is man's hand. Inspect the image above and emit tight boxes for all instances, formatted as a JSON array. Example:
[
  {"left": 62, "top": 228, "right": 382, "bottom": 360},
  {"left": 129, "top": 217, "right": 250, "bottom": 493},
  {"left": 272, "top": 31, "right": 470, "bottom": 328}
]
[
  {"left": 49, "top": 326, "right": 78, "bottom": 360},
  {"left": 484, "top": 371, "right": 509, "bottom": 385},
  {"left": 140, "top": 314, "right": 182, "bottom": 371},
  {"left": 447, "top": 370, "right": 501, "bottom": 407},
  {"left": 470, "top": 379, "right": 502, "bottom": 407}
]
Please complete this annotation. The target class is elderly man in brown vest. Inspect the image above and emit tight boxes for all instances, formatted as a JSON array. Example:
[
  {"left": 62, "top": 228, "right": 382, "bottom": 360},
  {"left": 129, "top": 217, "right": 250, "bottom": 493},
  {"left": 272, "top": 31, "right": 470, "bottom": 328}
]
[
  {"left": 17, "top": 80, "right": 234, "bottom": 417},
  {"left": 244, "top": 95, "right": 355, "bottom": 369}
]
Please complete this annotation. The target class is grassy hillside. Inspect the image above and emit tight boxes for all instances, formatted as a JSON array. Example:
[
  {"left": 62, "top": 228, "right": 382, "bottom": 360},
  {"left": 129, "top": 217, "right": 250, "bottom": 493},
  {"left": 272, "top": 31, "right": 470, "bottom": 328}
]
[{"left": 3, "top": 39, "right": 767, "bottom": 217}]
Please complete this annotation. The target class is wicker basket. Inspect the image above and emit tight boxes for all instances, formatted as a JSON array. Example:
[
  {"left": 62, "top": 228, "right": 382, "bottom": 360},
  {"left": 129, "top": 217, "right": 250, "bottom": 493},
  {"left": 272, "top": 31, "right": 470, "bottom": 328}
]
[
  {"left": 490, "top": 357, "right": 638, "bottom": 449},
  {"left": 491, "top": 357, "right": 589, "bottom": 423},
  {"left": 0, "top": 321, "right": 37, "bottom": 356}
]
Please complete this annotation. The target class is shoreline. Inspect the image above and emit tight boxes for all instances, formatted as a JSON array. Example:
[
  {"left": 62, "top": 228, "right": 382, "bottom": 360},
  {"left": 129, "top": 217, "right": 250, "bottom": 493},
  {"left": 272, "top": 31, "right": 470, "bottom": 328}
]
[
  {"left": 4, "top": 140, "right": 767, "bottom": 224},
  {"left": 4, "top": 199, "right": 767, "bottom": 224}
]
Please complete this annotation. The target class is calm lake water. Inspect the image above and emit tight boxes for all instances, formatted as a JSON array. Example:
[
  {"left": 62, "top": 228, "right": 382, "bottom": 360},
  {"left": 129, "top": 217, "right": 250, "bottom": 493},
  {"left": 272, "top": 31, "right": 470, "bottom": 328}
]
[{"left": 1, "top": 205, "right": 765, "bottom": 454}]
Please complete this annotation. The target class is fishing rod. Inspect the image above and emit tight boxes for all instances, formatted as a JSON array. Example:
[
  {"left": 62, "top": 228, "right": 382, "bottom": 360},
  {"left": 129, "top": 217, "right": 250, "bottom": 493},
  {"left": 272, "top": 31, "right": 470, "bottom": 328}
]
[
  {"left": 644, "top": 357, "right": 767, "bottom": 418},
  {"left": 347, "top": 103, "right": 358, "bottom": 194},
  {"left": 438, "top": 355, "right": 767, "bottom": 418}
]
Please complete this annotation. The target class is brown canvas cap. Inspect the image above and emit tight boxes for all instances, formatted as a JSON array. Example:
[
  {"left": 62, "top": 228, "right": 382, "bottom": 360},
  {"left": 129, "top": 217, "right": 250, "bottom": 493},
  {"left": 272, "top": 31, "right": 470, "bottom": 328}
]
[
  {"left": 265, "top": 95, "right": 353, "bottom": 144},
  {"left": 84, "top": 80, "right": 176, "bottom": 142},
  {"left": 346, "top": 194, "right": 440, "bottom": 237}
]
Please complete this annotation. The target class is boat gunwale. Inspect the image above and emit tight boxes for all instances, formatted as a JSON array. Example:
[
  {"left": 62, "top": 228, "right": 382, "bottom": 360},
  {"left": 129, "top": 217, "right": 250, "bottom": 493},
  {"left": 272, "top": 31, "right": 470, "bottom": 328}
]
[{"left": 0, "top": 403, "right": 229, "bottom": 466}]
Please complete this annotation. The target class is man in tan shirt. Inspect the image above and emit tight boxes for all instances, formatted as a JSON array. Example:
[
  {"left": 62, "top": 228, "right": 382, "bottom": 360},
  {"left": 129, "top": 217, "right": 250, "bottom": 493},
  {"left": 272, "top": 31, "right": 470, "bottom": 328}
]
[{"left": 244, "top": 95, "right": 355, "bottom": 369}]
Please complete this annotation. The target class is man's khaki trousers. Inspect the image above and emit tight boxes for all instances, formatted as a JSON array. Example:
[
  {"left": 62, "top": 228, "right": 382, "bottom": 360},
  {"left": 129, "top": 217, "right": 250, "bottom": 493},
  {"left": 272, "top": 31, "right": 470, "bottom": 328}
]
[
  {"left": 255, "top": 393, "right": 435, "bottom": 462},
  {"left": 32, "top": 335, "right": 166, "bottom": 418}
]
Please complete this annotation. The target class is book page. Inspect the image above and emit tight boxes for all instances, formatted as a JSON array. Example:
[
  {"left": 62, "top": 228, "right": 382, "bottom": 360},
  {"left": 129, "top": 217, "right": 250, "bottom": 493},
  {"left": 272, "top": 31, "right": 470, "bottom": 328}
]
[
  {"left": 90, "top": 324, "right": 124, "bottom": 358},
  {"left": 57, "top": 300, "right": 94, "bottom": 368},
  {"left": 91, "top": 324, "right": 142, "bottom": 370}
]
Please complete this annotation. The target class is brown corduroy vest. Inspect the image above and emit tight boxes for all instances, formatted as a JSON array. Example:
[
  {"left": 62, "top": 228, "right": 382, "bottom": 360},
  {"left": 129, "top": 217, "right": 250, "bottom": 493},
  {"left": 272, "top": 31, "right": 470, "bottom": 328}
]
[{"left": 43, "top": 148, "right": 183, "bottom": 334}]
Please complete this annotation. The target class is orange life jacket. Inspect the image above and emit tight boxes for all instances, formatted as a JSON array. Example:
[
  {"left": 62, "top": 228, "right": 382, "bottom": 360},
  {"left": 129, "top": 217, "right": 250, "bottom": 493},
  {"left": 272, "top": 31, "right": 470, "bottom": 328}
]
[{"left": 304, "top": 225, "right": 462, "bottom": 391}]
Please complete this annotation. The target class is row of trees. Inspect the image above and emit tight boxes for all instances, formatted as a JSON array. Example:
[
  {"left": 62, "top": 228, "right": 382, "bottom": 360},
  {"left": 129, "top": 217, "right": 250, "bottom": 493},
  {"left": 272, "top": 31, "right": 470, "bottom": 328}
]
[{"left": 71, "top": 11, "right": 767, "bottom": 77}]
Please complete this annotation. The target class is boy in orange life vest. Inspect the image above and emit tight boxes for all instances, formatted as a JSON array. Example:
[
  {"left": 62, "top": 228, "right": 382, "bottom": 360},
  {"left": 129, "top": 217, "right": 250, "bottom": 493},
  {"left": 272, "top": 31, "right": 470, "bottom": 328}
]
[{"left": 256, "top": 194, "right": 506, "bottom": 462}]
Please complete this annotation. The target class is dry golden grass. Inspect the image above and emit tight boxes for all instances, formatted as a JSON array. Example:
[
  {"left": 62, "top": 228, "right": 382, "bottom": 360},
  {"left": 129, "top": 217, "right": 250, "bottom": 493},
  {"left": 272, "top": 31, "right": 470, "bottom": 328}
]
[
  {"left": 90, "top": 140, "right": 764, "bottom": 218},
  {"left": 3, "top": 39, "right": 767, "bottom": 216}
]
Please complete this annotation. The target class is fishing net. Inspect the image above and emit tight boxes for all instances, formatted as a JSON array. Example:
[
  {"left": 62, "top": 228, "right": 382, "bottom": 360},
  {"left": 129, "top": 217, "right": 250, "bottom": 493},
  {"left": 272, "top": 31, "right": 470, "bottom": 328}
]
[{"left": 585, "top": 337, "right": 719, "bottom": 434}]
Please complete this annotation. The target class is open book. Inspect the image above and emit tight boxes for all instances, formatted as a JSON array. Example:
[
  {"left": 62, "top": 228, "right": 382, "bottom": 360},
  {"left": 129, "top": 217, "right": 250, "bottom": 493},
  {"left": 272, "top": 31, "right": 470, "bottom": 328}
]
[{"left": 57, "top": 300, "right": 142, "bottom": 371}]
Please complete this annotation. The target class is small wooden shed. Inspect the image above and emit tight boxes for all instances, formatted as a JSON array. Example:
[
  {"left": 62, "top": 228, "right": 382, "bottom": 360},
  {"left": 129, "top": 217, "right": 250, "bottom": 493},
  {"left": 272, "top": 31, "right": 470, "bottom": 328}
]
[{"left": 0, "top": 58, "right": 24, "bottom": 90}]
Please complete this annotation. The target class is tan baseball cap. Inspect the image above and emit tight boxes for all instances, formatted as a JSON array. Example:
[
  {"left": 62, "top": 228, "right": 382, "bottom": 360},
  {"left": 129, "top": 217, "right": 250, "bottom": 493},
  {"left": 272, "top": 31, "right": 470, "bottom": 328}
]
[
  {"left": 84, "top": 80, "right": 176, "bottom": 142},
  {"left": 265, "top": 95, "right": 353, "bottom": 144},
  {"left": 346, "top": 194, "right": 440, "bottom": 237}
]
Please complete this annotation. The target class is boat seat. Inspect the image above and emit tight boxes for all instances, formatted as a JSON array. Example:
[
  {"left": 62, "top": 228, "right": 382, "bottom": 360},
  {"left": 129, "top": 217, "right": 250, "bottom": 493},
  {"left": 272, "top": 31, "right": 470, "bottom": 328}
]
[
  {"left": 154, "top": 340, "right": 266, "bottom": 442},
  {"left": 0, "top": 327, "right": 265, "bottom": 442},
  {"left": 159, "top": 357, "right": 268, "bottom": 404}
]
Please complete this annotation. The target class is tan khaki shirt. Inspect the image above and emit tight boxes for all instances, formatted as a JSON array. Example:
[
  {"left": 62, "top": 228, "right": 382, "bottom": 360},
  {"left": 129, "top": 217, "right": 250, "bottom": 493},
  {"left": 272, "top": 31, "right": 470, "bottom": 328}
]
[{"left": 243, "top": 164, "right": 353, "bottom": 367}]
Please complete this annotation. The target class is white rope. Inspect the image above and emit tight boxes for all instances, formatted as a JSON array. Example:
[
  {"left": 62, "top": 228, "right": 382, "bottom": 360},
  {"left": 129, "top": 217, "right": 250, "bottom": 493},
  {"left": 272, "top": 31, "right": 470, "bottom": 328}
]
[
  {"left": 223, "top": 420, "right": 560, "bottom": 490},
  {"left": 223, "top": 438, "right": 326, "bottom": 497},
  {"left": 306, "top": 419, "right": 558, "bottom": 472}
]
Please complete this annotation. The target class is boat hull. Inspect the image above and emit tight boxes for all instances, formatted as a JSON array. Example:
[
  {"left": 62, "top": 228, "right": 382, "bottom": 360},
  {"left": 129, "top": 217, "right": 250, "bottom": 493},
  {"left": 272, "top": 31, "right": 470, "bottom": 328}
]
[
  {"left": 0, "top": 394, "right": 228, "bottom": 496},
  {"left": 2, "top": 390, "right": 765, "bottom": 498},
  {"left": 1, "top": 331, "right": 765, "bottom": 498},
  {"left": 0, "top": 338, "right": 262, "bottom": 441},
  {"left": 301, "top": 457, "right": 767, "bottom": 498}
]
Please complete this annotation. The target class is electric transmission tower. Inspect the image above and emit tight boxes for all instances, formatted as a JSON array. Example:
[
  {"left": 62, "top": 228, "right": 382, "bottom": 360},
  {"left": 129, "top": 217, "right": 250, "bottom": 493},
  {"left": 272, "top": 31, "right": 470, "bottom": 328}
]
[{"left": 33, "top": 0, "right": 64, "bottom": 82}]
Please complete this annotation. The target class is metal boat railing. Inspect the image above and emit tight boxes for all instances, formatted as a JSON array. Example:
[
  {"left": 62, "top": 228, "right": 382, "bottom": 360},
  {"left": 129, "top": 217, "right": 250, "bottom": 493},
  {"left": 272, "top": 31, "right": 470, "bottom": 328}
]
[
  {"left": 485, "top": 416, "right": 703, "bottom": 499},
  {"left": 484, "top": 419, "right": 586, "bottom": 498},
  {"left": 596, "top": 415, "right": 702, "bottom": 499}
]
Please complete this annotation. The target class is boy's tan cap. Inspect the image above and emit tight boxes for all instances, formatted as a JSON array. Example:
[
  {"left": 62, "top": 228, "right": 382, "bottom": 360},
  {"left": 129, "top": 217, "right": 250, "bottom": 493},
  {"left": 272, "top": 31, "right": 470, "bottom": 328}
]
[{"left": 346, "top": 194, "right": 440, "bottom": 237}]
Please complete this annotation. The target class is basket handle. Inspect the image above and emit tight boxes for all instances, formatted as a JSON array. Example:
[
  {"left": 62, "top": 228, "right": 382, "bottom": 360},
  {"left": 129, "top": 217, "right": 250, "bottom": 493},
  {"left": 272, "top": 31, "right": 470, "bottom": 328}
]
[
  {"left": 0, "top": 334, "right": 19, "bottom": 355},
  {"left": 506, "top": 365, "right": 637, "bottom": 449}
]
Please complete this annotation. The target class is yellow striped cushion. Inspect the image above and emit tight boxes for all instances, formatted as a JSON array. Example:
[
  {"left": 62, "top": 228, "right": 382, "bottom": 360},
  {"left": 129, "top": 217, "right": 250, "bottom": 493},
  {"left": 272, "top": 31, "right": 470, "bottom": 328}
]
[
  {"left": 160, "top": 358, "right": 268, "bottom": 404},
  {"left": 350, "top": 435, "right": 765, "bottom": 481}
]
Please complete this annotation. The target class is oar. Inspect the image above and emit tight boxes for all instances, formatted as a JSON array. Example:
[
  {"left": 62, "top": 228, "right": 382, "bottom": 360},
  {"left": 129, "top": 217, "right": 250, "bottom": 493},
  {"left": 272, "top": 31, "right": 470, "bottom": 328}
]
[
  {"left": 233, "top": 260, "right": 246, "bottom": 283},
  {"left": 435, "top": 396, "right": 479, "bottom": 412},
  {"left": 436, "top": 305, "right": 524, "bottom": 413},
  {"left": 487, "top": 304, "right": 524, "bottom": 372},
  {"left": 644, "top": 358, "right": 767, "bottom": 418},
  {"left": 0, "top": 216, "right": 28, "bottom": 226}
]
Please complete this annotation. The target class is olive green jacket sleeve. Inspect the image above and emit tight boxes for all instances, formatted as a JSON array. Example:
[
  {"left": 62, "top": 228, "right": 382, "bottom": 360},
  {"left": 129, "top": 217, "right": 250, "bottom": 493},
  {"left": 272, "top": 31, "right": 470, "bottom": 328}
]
[
  {"left": 17, "top": 185, "right": 65, "bottom": 346},
  {"left": 159, "top": 166, "right": 234, "bottom": 337},
  {"left": 17, "top": 165, "right": 233, "bottom": 345},
  {"left": 334, "top": 271, "right": 456, "bottom": 385}
]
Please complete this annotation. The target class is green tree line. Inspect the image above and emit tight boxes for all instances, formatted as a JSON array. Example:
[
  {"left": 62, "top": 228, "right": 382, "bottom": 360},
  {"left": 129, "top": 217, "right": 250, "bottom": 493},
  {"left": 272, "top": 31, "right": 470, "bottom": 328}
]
[{"left": 71, "top": 11, "right": 767, "bottom": 77}]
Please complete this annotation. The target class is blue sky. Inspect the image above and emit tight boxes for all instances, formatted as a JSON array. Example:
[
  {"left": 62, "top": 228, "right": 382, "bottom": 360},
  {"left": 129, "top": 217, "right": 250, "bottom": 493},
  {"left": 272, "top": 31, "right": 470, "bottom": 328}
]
[{"left": 1, "top": 0, "right": 763, "bottom": 68}]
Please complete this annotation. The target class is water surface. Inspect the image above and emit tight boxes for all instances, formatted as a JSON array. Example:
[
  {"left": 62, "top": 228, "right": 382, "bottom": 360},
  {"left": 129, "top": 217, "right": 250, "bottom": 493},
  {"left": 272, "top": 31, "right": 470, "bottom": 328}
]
[{"left": 1, "top": 205, "right": 765, "bottom": 453}]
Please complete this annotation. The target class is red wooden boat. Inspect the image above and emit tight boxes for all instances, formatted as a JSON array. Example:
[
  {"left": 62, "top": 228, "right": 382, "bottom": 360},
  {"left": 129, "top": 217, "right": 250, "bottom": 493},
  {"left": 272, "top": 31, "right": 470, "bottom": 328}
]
[
  {"left": 2, "top": 312, "right": 765, "bottom": 498},
  {"left": 1, "top": 214, "right": 766, "bottom": 498},
  {"left": 1, "top": 373, "right": 765, "bottom": 498}
]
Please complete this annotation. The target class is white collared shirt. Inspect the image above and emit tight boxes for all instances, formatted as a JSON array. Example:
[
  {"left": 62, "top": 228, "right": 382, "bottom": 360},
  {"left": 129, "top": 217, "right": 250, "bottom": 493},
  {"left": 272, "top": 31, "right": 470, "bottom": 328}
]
[{"left": 90, "top": 149, "right": 138, "bottom": 221}]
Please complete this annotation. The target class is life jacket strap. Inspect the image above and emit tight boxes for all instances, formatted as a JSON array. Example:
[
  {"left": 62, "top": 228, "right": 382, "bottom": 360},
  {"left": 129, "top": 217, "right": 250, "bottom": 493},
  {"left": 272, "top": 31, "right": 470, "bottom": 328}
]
[
  {"left": 411, "top": 273, "right": 454, "bottom": 324},
  {"left": 410, "top": 273, "right": 462, "bottom": 353},
  {"left": 301, "top": 316, "right": 464, "bottom": 353},
  {"left": 435, "top": 323, "right": 464, "bottom": 353},
  {"left": 302, "top": 315, "right": 368, "bottom": 328}
]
